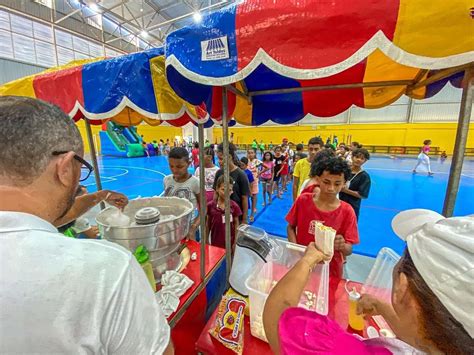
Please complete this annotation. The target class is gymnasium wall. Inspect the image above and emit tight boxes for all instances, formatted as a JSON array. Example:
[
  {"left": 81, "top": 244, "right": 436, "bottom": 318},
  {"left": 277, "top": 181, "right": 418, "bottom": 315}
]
[
  {"left": 136, "top": 125, "right": 183, "bottom": 145},
  {"left": 76, "top": 120, "right": 472, "bottom": 155},
  {"left": 212, "top": 123, "right": 473, "bottom": 154},
  {"left": 76, "top": 120, "right": 183, "bottom": 153}
]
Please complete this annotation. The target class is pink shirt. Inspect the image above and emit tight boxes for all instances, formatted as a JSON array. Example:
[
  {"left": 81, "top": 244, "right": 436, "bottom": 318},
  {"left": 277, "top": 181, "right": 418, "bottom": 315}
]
[
  {"left": 278, "top": 308, "right": 420, "bottom": 354},
  {"left": 422, "top": 145, "right": 430, "bottom": 154},
  {"left": 260, "top": 161, "right": 274, "bottom": 179}
]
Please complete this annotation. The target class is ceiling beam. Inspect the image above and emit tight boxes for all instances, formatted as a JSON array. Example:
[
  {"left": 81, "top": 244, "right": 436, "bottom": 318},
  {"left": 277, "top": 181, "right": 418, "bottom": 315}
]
[
  {"left": 123, "top": 2, "right": 142, "bottom": 28},
  {"left": 55, "top": 7, "right": 82, "bottom": 24},
  {"left": 96, "top": 1, "right": 163, "bottom": 46},
  {"left": 143, "top": 0, "right": 179, "bottom": 35},
  {"left": 146, "top": 0, "right": 230, "bottom": 32}
]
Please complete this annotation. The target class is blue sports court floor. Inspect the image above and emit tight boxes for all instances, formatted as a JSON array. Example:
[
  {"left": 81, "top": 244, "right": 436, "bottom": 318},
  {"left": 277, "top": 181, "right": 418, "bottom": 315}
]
[{"left": 82, "top": 154, "right": 473, "bottom": 259}]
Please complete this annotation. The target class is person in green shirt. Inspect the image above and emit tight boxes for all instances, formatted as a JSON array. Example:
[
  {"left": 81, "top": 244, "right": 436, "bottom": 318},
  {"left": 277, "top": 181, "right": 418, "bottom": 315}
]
[
  {"left": 251, "top": 139, "right": 258, "bottom": 153},
  {"left": 259, "top": 140, "right": 265, "bottom": 157},
  {"left": 152, "top": 140, "right": 159, "bottom": 155}
]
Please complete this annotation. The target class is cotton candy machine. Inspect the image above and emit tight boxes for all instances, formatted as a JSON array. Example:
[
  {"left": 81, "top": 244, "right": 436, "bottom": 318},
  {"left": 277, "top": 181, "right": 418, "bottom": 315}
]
[{"left": 96, "top": 197, "right": 194, "bottom": 282}]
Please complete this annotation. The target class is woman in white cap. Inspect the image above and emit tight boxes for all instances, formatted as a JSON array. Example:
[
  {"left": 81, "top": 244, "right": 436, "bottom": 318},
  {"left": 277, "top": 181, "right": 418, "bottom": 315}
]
[{"left": 263, "top": 209, "right": 473, "bottom": 354}]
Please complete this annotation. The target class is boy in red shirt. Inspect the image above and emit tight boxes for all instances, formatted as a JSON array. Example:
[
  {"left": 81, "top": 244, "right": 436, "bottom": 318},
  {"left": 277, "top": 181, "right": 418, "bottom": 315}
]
[{"left": 286, "top": 157, "right": 358, "bottom": 278}]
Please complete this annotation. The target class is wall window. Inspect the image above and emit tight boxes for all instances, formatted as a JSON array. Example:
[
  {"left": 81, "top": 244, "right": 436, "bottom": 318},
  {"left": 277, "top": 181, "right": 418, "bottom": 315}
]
[{"left": 0, "top": 9, "right": 124, "bottom": 68}]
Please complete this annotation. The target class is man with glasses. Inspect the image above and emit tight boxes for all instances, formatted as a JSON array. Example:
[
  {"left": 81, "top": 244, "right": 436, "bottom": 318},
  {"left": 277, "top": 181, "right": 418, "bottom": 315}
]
[{"left": 0, "top": 97, "right": 173, "bottom": 354}]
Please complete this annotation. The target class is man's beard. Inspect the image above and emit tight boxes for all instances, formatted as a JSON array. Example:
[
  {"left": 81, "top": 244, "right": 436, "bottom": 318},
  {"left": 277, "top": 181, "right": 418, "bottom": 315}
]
[{"left": 57, "top": 184, "right": 78, "bottom": 220}]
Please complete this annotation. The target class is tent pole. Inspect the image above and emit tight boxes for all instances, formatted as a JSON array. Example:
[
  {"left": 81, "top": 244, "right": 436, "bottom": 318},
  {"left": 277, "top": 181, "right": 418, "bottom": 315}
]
[
  {"left": 407, "top": 64, "right": 473, "bottom": 93},
  {"left": 225, "top": 84, "right": 249, "bottom": 101},
  {"left": 222, "top": 87, "right": 232, "bottom": 283},
  {"left": 442, "top": 69, "right": 473, "bottom": 217},
  {"left": 249, "top": 80, "right": 413, "bottom": 97},
  {"left": 197, "top": 123, "right": 207, "bottom": 281},
  {"left": 84, "top": 118, "right": 105, "bottom": 209}
]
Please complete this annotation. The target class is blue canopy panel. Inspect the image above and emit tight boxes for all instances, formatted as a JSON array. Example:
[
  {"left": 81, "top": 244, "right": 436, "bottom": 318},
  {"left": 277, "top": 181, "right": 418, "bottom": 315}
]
[
  {"left": 165, "top": 4, "right": 238, "bottom": 79},
  {"left": 165, "top": 4, "right": 238, "bottom": 119},
  {"left": 82, "top": 47, "right": 164, "bottom": 116},
  {"left": 246, "top": 65, "right": 304, "bottom": 125}
]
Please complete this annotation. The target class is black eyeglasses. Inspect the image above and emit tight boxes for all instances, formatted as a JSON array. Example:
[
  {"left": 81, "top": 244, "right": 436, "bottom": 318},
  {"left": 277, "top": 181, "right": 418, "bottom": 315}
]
[{"left": 52, "top": 151, "right": 94, "bottom": 182}]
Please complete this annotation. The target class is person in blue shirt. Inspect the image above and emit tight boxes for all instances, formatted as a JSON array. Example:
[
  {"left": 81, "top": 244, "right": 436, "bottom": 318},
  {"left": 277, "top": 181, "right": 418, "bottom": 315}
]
[
  {"left": 240, "top": 157, "right": 255, "bottom": 223},
  {"left": 240, "top": 157, "right": 255, "bottom": 184}
]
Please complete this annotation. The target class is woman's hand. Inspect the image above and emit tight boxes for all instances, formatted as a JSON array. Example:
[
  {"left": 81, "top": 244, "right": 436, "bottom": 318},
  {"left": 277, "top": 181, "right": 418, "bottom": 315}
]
[
  {"left": 357, "top": 294, "right": 382, "bottom": 317},
  {"left": 103, "top": 191, "right": 129, "bottom": 210},
  {"left": 301, "top": 242, "right": 330, "bottom": 269}
]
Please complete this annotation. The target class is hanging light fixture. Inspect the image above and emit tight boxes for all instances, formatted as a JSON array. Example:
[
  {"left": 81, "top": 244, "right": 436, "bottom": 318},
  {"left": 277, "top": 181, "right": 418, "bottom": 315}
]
[{"left": 193, "top": 12, "right": 202, "bottom": 23}]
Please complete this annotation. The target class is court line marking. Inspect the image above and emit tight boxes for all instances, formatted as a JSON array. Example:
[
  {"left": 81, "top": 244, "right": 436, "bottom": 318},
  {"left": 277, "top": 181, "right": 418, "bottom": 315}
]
[
  {"left": 105, "top": 165, "right": 168, "bottom": 178},
  {"left": 96, "top": 166, "right": 167, "bottom": 196},
  {"left": 366, "top": 167, "right": 474, "bottom": 178},
  {"left": 363, "top": 205, "right": 402, "bottom": 212},
  {"left": 83, "top": 166, "right": 167, "bottom": 194},
  {"left": 82, "top": 167, "right": 129, "bottom": 187},
  {"left": 84, "top": 165, "right": 168, "bottom": 187}
]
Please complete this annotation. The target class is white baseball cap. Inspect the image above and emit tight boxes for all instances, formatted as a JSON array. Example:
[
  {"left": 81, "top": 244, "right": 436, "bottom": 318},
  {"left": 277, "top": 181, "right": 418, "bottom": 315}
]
[{"left": 391, "top": 209, "right": 474, "bottom": 337}]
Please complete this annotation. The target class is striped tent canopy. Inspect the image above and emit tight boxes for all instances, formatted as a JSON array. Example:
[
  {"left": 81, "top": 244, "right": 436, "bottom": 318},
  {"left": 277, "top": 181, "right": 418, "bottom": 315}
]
[
  {"left": 165, "top": 0, "right": 474, "bottom": 125},
  {"left": 0, "top": 47, "right": 233, "bottom": 127}
]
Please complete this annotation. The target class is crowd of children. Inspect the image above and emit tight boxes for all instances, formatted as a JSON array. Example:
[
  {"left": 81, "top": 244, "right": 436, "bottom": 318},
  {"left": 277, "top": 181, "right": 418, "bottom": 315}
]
[
  {"left": 141, "top": 137, "right": 218, "bottom": 159},
  {"left": 162, "top": 136, "right": 438, "bottom": 278},
  {"left": 61, "top": 135, "right": 435, "bottom": 270},
  {"left": 141, "top": 138, "right": 172, "bottom": 157}
]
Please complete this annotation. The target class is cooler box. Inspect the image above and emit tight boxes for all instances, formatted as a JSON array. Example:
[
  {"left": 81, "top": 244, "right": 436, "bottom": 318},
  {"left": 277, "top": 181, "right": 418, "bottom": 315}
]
[{"left": 245, "top": 238, "right": 329, "bottom": 342}]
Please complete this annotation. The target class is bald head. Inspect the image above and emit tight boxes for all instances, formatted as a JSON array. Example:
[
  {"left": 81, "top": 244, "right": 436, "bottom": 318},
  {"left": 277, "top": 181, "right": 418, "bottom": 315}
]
[{"left": 0, "top": 96, "right": 83, "bottom": 186}]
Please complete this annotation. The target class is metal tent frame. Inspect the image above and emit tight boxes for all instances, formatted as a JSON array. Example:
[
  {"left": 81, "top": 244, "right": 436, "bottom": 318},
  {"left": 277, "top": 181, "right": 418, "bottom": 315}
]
[{"left": 213, "top": 65, "right": 473, "bottom": 279}]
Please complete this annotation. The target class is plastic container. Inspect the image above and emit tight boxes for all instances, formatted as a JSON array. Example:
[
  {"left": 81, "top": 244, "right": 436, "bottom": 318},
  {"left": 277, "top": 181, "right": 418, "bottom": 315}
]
[
  {"left": 348, "top": 288, "right": 364, "bottom": 331},
  {"left": 245, "top": 238, "right": 329, "bottom": 342},
  {"left": 362, "top": 247, "right": 401, "bottom": 302},
  {"left": 134, "top": 245, "right": 157, "bottom": 292},
  {"left": 229, "top": 225, "right": 277, "bottom": 296}
]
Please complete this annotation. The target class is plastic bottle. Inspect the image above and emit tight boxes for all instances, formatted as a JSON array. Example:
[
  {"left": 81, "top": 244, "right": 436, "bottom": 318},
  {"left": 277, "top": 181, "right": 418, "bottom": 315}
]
[
  {"left": 134, "top": 245, "right": 157, "bottom": 292},
  {"left": 348, "top": 287, "right": 365, "bottom": 331}
]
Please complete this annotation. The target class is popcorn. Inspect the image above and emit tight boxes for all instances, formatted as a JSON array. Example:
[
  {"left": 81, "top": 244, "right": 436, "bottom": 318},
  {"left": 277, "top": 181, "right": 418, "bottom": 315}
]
[
  {"left": 313, "top": 222, "right": 336, "bottom": 260},
  {"left": 250, "top": 314, "right": 267, "bottom": 342}
]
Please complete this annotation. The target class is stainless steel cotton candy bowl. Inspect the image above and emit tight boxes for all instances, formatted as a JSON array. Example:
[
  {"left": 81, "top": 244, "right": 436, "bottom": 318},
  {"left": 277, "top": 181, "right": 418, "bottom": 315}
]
[{"left": 96, "top": 197, "right": 194, "bottom": 282}]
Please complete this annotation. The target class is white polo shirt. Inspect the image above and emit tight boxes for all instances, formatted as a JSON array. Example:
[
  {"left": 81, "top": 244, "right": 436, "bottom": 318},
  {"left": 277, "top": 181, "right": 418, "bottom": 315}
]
[{"left": 0, "top": 211, "right": 170, "bottom": 354}]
